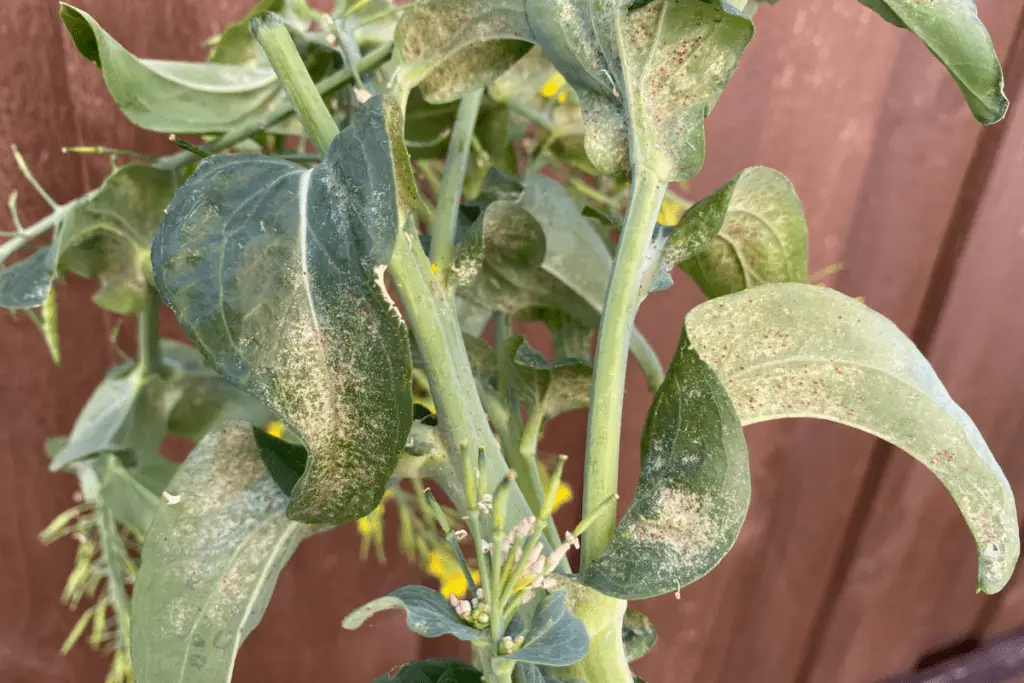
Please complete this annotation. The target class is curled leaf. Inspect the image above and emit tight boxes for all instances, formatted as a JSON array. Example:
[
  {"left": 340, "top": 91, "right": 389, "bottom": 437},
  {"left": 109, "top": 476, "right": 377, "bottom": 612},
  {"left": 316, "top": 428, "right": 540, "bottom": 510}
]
[
  {"left": 687, "top": 283, "right": 1019, "bottom": 592},
  {"left": 60, "top": 3, "right": 300, "bottom": 134},
  {"left": 859, "top": 0, "right": 1007, "bottom": 124},
  {"left": 152, "top": 97, "right": 413, "bottom": 525},
  {"left": 583, "top": 330, "right": 750, "bottom": 599},
  {"left": 394, "top": 0, "right": 534, "bottom": 103},
  {"left": 668, "top": 166, "right": 808, "bottom": 298},
  {"left": 501, "top": 335, "right": 591, "bottom": 419},
  {"left": 622, "top": 608, "right": 657, "bottom": 663},
  {"left": 342, "top": 584, "right": 486, "bottom": 641}
]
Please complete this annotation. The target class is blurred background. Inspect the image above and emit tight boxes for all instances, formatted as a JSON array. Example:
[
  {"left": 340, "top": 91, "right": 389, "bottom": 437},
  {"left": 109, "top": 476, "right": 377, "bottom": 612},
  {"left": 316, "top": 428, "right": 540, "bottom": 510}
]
[{"left": 2, "top": 0, "right": 1023, "bottom": 682}]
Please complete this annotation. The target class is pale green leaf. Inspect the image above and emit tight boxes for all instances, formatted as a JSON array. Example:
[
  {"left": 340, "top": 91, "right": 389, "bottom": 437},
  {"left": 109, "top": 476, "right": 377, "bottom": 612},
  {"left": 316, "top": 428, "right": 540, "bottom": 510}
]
[
  {"left": 60, "top": 4, "right": 301, "bottom": 134},
  {"left": 342, "top": 585, "right": 486, "bottom": 641},
  {"left": 859, "top": 0, "right": 1007, "bottom": 124},
  {"left": 669, "top": 166, "right": 808, "bottom": 298},
  {"left": 133, "top": 422, "right": 310, "bottom": 683},
  {"left": 501, "top": 335, "right": 591, "bottom": 419},
  {"left": 583, "top": 331, "right": 750, "bottom": 599},
  {"left": 686, "top": 283, "right": 1019, "bottom": 592},
  {"left": 208, "top": 0, "right": 315, "bottom": 66},
  {"left": 0, "top": 165, "right": 173, "bottom": 314},
  {"left": 394, "top": 0, "right": 534, "bottom": 103},
  {"left": 152, "top": 97, "right": 413, "bottom": 525}
]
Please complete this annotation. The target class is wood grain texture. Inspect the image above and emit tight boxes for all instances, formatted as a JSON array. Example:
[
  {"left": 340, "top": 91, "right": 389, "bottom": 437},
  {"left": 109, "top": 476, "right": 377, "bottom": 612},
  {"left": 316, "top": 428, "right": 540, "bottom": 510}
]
[{"left": 4, "top": 0, "right": 1024, "bottom": 682}]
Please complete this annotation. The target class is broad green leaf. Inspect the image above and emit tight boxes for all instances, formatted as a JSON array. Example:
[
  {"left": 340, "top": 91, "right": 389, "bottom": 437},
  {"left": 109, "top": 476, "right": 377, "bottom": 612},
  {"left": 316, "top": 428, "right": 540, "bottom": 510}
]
[
  {"left": 527, "top": 0, "right": 753, "bottom": 179},
  {"left": 342, "top": 584, "right": 486, "bottom": 641},
  {"left": 152, "top": 97, "right": 413, "bottom": 525},
  {"left": 583, "top": 331, "right": 750, "bottom": 599},
  {"left": 133, "top": 422, "right": 311, "bottom": 683},
  {"left": 622, "top": 608, "right": 656, "bottom": 663},
  {"left": 515, "top": 664, "right": 583, "bottom": 683},
  {"left": 669, "top": 166, "right": 808, "bottom": 298},
  {"left": 60, "top": 4, "right": 300, "bottom": 135},
  {"left": 161, "top": 340, "right": 275, "bottom": 441},
  {"left": 372, "top": 660, "right": 483, "bottom": 683},
  {"left": 546, "top": 576, "right": 633, "bottom": 683},
  {"left": 0, "top": 165, "right": 173, "bottom": 314},
  {"left": 458, "top": 173, "right": 663, "bottom": 388},
  {"left": 501, "top": 335, "right": 591, "bottom": 419},
  {"left": 48, "top": 364, "right": 180, "bottom": 484},
  {"left": 495, "top": 591, "right": 589, "bottom": 667},
  {"left": 686, "top": 283, "right": 1019, "bottom": 592},
  {"left": 859, "top": 0, "right": 1006, "bottom": 124},
  {"left": 393, "top": 0, "right": 535, "bottom": 103}
]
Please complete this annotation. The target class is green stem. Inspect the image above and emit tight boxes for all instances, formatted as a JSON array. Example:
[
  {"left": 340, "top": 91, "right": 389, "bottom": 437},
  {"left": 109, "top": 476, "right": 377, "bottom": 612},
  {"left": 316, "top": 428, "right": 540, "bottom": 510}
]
[
  {"left": 137, "top": 286, "right": 163, "bottom": 377},
  {"left": 430, "top": 88, "right": 484, "bottom": 276},
  {"left": 152, "top": 42, "right": 392, "bottom": 171},
  {"left": 518, "top": 407, "right": 564, "bottom": 557},
  {"left": 253, "top": 15, "right": 341, "bottom": 155},
  {"left": 389, "top": 230, "right": 536, "bottom": 526},
  {"left": 580, "top": 164, "right": 667, "bottom": 571}
]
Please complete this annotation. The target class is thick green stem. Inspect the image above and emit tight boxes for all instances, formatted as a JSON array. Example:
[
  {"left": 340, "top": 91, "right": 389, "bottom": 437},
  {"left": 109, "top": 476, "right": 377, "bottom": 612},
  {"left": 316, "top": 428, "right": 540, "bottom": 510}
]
[
  {"left": 152, "top": 43, "right": 392, "bottom": 171},
  {"left": 430, "top": 88, "right": 484, "bottom": 276},
  {"left": 389, "top": 230, "right": 535, "bottom": 524},
  {"left": 252, "top": 15, "right": 341, "bottom": 155},
  {"left": 580, "top": 164, "right": 667, "bottom": 571},
  {"left": 137, "top": 286, "right": 163, "bottom": 377}
]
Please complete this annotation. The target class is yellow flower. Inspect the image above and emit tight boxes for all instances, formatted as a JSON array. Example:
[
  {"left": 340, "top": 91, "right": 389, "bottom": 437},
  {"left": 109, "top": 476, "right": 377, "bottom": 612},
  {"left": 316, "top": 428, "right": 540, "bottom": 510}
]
[
  {"left": 657, "top": 199, "right": 685, "bottom": 226},
  {"left": 540, "top": 73, "right": 569, "bottom": 104},
  {"left": 264, "top": 420, "right": 286, "bottom": 438},
  {"left": 552, "top": 481, "right": 573, "bottom": 513},
  {"left": 355, "top": 491, "right": 393, "bottom": 563},
  {"left": 425, "top": 549, "right": 479, "bottom": 598}
]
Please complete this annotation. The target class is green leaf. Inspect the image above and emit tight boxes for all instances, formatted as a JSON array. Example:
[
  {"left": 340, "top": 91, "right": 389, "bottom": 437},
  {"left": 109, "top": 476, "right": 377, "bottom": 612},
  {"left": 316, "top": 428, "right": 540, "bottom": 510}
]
[
  {"left": 858, "top": 0, "right": 1007, "bottom": 124},
  {"left": 48, "top": 365, "right": 180, "bottom": 482},
  {"left": 161, "top": 340, "right": 275, "bottom": 441},
  {"left": 208, "top": 0, "right": 315, "bottom": 66},
  {"left": 59, "top": 4, "right": 301, "bottom": 135},
  {"left": 252, "top": 427, "right": 308, "bottom": 496},
  {"left": 583, "top": 330, "right": 750, "bottom": 599},
  {"left": 514, "top": 664, "right": 583, "bottom": 683},
  {"left": 686, "top": 283, "right": 1019, "bottom": 593},
  {"left": 152, "top": 96, "right": 413, "bottom": 525},
  {"left": 622, "top": 607, "right": 657, "bottom": 663},
  {"left": 342, "top": 585, "right": 486, "bottom": 641},
  {"left": 501, "top": 335, "right": 591, "bottom": 419},
  {"left": 95, "top": 455, "right": 162, "bottom": 535},
  {"left": 394, "top": 0, "right": 535, "bottom": 103},
  {"left": 0, "top": 165, "right": 174, "bottom": 314},
  {"left": 133, "top": 422, "right": 310, "bottom": 683},
  {"left": 459, "top": 173, "right": 663, "bottom": 388},
  {"left": 372, "top": 660, "right": 483, "bottom": 683},
  {"left": 496, "top": 591, "right": 590, "bottom": 667},
  {"left": 669, "top": 166, "right": 808, "bottom": 298},
  {"left": 527, "top": 0, "right": 753, "bottom": 179},
  {"left": 487, "top": 46, "right": 557, "bottom": 103}
]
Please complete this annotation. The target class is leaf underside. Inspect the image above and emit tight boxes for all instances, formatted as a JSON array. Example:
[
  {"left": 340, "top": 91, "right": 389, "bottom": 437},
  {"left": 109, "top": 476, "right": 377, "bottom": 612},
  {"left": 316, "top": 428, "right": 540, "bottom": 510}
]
[{"left": 342, "top": 584, "right": 486, "bottom": 642}]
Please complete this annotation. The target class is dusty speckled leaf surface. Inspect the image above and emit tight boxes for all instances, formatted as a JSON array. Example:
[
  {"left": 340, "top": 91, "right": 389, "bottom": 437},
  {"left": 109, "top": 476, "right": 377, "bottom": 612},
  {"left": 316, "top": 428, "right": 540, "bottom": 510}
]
[
  {"left": 526, "top": 0, "right": 752, "bottom": 179},
  {"left": 152, "top": 97, "right": 412, "bottom": 525},
  {"left": 621, "top": 607, "right": 657, "bottom": 663},
  {"left": 583, "top": 330, "right": 750, "bottom": 599},
  {"left": 687, "top": 283, "right": 1019, "bottom": 592},
  {"left": 668, "top": 166, "right": 808, "bottom": 298},
  {"left": 859, "top": 0, "right": 1007, "bottom": 124},
  {"left": 342, "top": 585, "right": 487, "bottom": 641},
  {"left": 460, "top": 174, "right": 662, "bottom": 385},
  {"left": 394, "top": 0, "right": 534, "bottom": 103},
  {"left": 495, "top": 591, "right": 589, "bottom": 667},
  {"left": 59, "top": 4, "right": 300, "bottom": 135},
  {"left": 133, "top": 422, "right": 310, "bottom": 683},
  {"left": 0, "top": 164, "right": 173, "bottom": 314}
]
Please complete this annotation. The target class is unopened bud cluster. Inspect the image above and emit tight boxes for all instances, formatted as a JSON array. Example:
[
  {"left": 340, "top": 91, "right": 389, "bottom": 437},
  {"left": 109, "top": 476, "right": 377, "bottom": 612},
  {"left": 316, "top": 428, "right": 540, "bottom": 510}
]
[{"left": 449, "top": 588, "right": 492, "bottom": 630}]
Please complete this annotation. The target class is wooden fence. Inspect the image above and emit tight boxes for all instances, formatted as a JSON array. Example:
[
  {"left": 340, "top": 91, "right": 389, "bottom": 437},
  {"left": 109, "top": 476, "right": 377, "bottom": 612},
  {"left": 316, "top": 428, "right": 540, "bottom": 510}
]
[{"left": 2, "top": 0, "right": 1023, "bottom": 681}]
